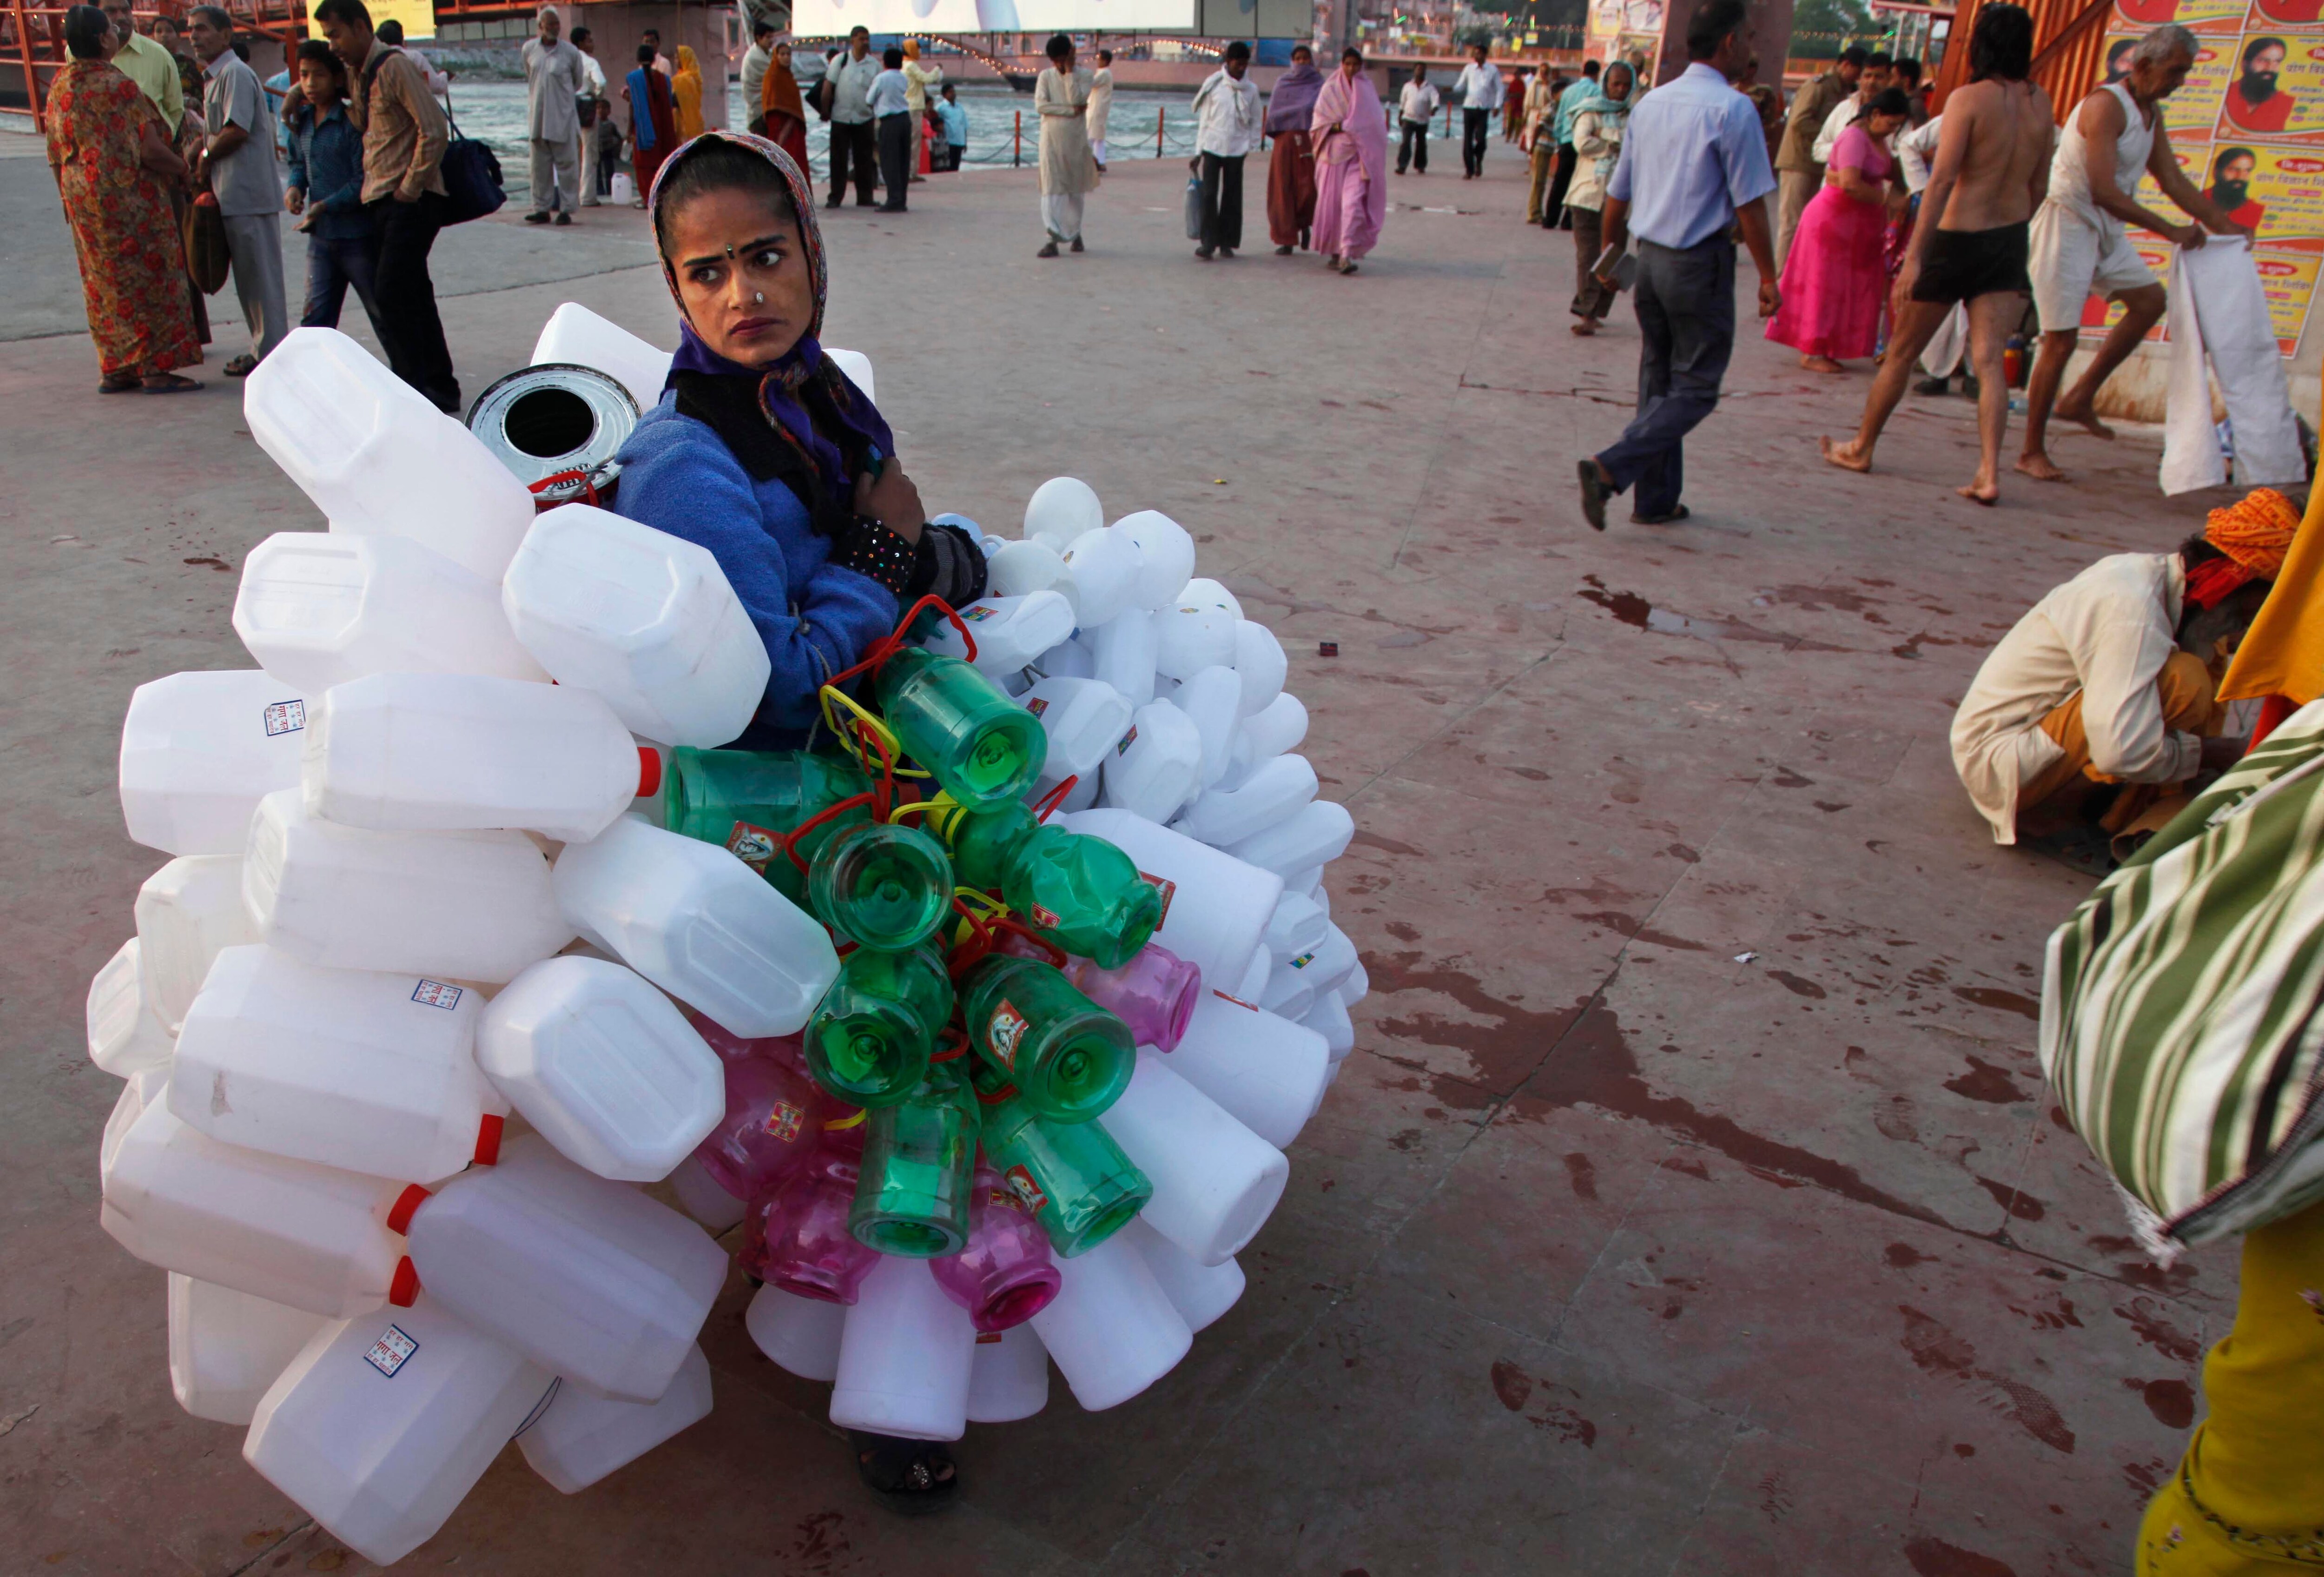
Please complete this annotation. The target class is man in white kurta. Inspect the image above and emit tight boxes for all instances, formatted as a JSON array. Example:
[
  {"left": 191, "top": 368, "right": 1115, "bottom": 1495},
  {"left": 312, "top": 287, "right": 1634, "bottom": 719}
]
[
  {"left": 1950, "top": 532, "right": 2279, "bottom": 844},
  {"left": 1035, "top": 36, "right": 1098, "bottom": 255},
  {"left": 1088, "top": 49, "right": 1114, "bottom": 169},
  {"left": 521, "top": 7, "right": 585, "bottom": 222}
]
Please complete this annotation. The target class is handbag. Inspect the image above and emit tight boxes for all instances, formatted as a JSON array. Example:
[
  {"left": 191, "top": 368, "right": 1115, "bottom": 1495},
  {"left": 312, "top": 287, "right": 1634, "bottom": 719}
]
[
  {"left": 185, "top": 191, "right": 230, "bottom": 295},
  {"left": 1183, "top": 168, "right": 1202, "bottom": 240},
  {"left": 2042, "top": 699, "right": 2324, "bottom": 1255},
  {"left": 437, "top": 94, "right": 506, "bottom": 225}
]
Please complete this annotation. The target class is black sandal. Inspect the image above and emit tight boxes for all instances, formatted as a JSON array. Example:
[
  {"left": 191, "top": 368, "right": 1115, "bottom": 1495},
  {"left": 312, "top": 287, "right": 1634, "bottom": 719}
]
[
  {"left": 850, "top": 1430, "right": 958, "bottom": 1516},
  {"left": 1630, "top": 504, "right": 1690, "bottom": 525}
]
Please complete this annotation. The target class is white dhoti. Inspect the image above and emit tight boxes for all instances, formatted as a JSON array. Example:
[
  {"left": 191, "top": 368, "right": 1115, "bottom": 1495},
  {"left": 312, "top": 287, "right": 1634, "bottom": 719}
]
[
  {"left": 2160, "top": 234, "right": 2305, "bottom": 496},
  {"left": 1043, "top": 192, "right": 1084, "bottom": 241}
]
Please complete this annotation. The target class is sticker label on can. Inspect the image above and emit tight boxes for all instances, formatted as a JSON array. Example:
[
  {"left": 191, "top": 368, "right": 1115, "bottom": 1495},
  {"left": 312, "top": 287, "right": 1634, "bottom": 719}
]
[
  {"left": 262, "top": 699, "right": 306, "bottom": 736},
  {"left": 410, "top": 980, "right": 464, "bottom": 1010},
  {"left": 1025, "top": 696, "right": 1050, "bottom": 717},
  {"left": 1005, "top": 1164, "right": 1049, "bottom": 1214},
  {"left": 1030, "top": 902, "right": 1062, "bottom": 929},
  {"left": 763, "top": 1101, "right": 805, "bottom": 1144},
  {"left": 1116, "top": 726, "right": 1138, "bottom": 755},
  {"left": 726, "top": 821, "right": 781, "bottom": 873},
  {"left": 1287, "top": 951, "right": 1316, "bottom": 972},
  {"left": 1139, "top": 872, "right": 1177, "bottom": 926},
  {"left": 963, "top": 605, "right": 995, "bottom": 623},
  {"left": 976, "top": 1330, "right": 1005, "bottom": 1344},
  {"left": 987, "top": 999, "right": 1030, "bottom": 1069},
  {"left": 989, "top": 1187, "right": 1022, "bottom": 1213},
  {"left": 365, "top": 1324, "right": 418, "bottom": 1377},
  {"left": 1212, "top": 989, "right": 1260, "bottom": 1011}
]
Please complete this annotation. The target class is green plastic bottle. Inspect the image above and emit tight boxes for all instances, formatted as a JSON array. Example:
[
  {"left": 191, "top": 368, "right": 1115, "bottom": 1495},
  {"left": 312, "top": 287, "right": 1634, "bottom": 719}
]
[
  {"left": 803, "top": 942, "right": 955, "bottom": 1109},
  {"left": 974, "top": 1064, "right": 1151, "bottom": 1258},
  {"left": 874, "top": 647, "right": 1047, "bottom": 810},
  {"left": 850, "top": 1060, "right": 978, "bottom": 1256},
  {"left": 962, "top": 955, "right": 1134, "bottom": 1124},
  {"left": 807, "top": 820, "right": 956, "bottom": 951},
  {"left": 663, "top": 748, "right": 872, "bottom": 904},
  {"left": 937, "top": 801, "right": 1162, "bottom": 969}
]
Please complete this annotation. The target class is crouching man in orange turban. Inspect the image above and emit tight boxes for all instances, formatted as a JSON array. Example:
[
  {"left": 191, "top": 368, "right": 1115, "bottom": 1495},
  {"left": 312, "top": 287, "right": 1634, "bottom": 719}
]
[{"left": 1950, "top": 487, "right": 2298, "bottom": 857}]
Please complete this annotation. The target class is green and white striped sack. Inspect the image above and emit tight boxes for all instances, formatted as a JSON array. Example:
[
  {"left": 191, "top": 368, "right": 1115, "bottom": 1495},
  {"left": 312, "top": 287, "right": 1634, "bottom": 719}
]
[{"left": 2041, "top": 699, "right": 2324, "bottom": 1256}]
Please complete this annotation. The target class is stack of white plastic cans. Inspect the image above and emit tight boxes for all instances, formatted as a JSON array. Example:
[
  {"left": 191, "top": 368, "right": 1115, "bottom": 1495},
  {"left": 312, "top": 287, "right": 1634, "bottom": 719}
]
[{"left": 87, "top": 309, "right": 1363, "bottom": 1564}]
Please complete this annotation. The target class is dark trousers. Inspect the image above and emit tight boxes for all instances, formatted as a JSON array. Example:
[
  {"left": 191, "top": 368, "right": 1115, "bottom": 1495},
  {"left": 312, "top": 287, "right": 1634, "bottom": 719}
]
[
  {"left": 1462, "top": 107, "right": 1491, "bottom": 175},
  {"left": 1569, "top": 206, "right": 1615, "bottom": 322},
  {"left": 828, "top": 119, "right": 877, "bottom": 205},
  {"left": 876, "top": 112, "right": 911, "bottom": 209},
  {"left": 937, "top": 141, "right": 964, "bottom": 172},
  {"left": 1595, "top": 237, "right": 1736, "bottom": 521},
  {"left": 366, "top": 192, "right": 458, "bottom": 413},
  {"left": 1396, "top": 118, "right": 1427, "bottom": 173},
  {"left": 301, "top": 232, "right": 384, "bottom": 334},
  {"left": 1197, "top": 151, "right": 1244, "bottom": 252},
  {"left": 1544, "top": 142, "right": 1577, "bottom": 227}
]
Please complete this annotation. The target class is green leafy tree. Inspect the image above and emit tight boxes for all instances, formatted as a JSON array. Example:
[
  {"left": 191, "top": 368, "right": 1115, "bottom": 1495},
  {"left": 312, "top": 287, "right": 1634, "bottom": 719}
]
[{"left": 1789, "top": 0, "right": 1876, "bottom": 53}]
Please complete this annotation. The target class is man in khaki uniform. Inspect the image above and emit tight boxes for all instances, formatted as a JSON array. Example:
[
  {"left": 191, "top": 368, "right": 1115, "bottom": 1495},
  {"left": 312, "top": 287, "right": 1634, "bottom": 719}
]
[{"left": 1774, "top": 44, "right": 1864, "bottom": 267}]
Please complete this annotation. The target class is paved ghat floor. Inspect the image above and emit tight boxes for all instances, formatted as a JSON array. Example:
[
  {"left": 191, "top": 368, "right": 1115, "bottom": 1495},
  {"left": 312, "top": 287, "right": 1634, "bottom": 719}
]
[{"left": 0, "top": 133, "right": 2257, "bottom": 1576}]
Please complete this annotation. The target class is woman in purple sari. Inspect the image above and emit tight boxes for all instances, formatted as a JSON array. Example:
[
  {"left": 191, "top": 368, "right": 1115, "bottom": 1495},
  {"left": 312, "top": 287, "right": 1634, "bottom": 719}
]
[
  {"left": 1309, "top": 47, "right": 1387, "bottom": 275},
  {"left": 1265, "top": 43, "right": 1324, "bottom": 254}
]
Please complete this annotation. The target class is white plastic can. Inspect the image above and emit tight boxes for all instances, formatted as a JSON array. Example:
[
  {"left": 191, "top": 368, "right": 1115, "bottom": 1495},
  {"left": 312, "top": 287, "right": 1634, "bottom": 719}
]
[
  {"left": 302, "top": 671, "right": 650, "bottom": 842},
  {"left": 1101, "top": 1052, "right": 1288, "bottom": 1266},
  {"left": 501, "top": 503, "right": 771, "bottom": 748},
  {"left": 966, "top": 1323, "right": 1050, "bottom": 1424},
  {"left": 134, "top": 854, "right": 260, "bottom": 1034},
  {"left": 1176, "top": 755, "right": 1319, "bottom": 850},
  {"left": 829, "top": 1255, "right": 976, "bottom": 1442},
  {"left": 85, "top": 937, "right": 176, "bottom": 1078},
  {"left": 243, "top": 1293, "right": 552, "bottom": 1567},
  {"left": 1028, "top": 1229, "right": 1192, "bottom": 1412},
  {"left": 119, "top": 670, "right": 310, "bottom": 857},
  {"left": 1162, "top": 988, "right": 1332, "bottom": 1151},
  {"left": 1092, "top": 607, "right": 1159, "bottom": 709},
  {"left": 167, "top": 1273, "right": 333, "bottom": 1426},
  {"left": 170, "top": 944, "right": 504, "bottom": 1185},
  {"left": 552, "top": 814, "right": 838, "bottom": 1039},
  {"left": 530, "top": 302, "right": 673, "bottom": 414},
  {"left": 243, "top": 789, "right": 574, "bottom": 983},
  {"left": 515, "top": 1344, "right": 713, "bottom": 1494},
  {"left": 1111, "top": 510, "right": 1195, "bottom": 612},
  {"left": 231, "top": 530, "right": 547, "bottom": 696},
  {"left": 744, "top": 1282, "right": 847, "bottom": 1382},
  {"left": 1123, "top": 1216, "right": 1246, "bottom": 1334},
  {"left": 1098, "top": 702, "right": 1202, "bottom": 825},
  {"left": 920, "top": 592, "right": 1077, "bottom": 676},
  {"left": 475, "top": 955, "right": 725, "bottom": 1182},
  {"left": 1023, "top": 476, "right": 1104, "bottom": 549},
  {"left": 242, "top": 328, "right": 535, "bottom": 583},
  {"left": 1021, "top": 675, "right": 1134, "bottom": 791},
  {"left": 403, "top": 1135, "right": 727, "bottom": 1402},
  {"left": 1059, "top": 528, "right": 1141, "bottom": 629}
]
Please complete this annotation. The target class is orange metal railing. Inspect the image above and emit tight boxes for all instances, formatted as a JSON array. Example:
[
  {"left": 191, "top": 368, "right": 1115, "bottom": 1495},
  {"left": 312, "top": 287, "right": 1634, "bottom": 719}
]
[
  {"left": 1931, "top": 0, "right": 2114, "bottom": 119},
  {"left": 1, "top": 0, "right": 310, "bottom": 129}
]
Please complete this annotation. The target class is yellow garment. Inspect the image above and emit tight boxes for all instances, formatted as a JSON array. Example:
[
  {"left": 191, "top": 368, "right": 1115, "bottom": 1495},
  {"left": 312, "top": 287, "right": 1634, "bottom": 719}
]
[
  {"left": 2138, "top": 1199, "right": 2324, "bottom": 1573},
  {"left": 673, "top": 46, "right": 704, "bottom": 141},
  {"left": 2222, "top": 482, "right": 2324, "bottom": 704}
]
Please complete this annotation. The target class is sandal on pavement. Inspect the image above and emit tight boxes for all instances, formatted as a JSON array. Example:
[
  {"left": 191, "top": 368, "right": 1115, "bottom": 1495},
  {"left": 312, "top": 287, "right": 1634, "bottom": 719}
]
[
  {"left": 851, "top": 1431, "right": 957, "bottom": 1517},
  {"left": 222, "top": 354, "right": 258, "bottom": 378},
  {"left": 1631, "top": 504, "right": 1690, "bottom": 525},
  {"left": 140, "top": 372, "right": 203, "bottom": 393},
  {"left": 1070, "top": 236, "right": 1083, "bottom": 252},
  {"left": 1037, "top": 240, "right": 1060, "bottom": 257},
  {"left": 100, "top": 373, "right": 141, "bottom": 393},
  {"left": 1577, "top": 458, "right": 1612, "bottom": 532}
]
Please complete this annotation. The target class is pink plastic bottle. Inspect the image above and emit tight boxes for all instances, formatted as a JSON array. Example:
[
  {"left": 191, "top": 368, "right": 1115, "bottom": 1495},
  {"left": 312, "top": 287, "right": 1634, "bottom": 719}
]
[
  {"left": 685, "top": 1010, "right": 809, "bottom": 1073},
  {"left": 742, "top": 1165, "right": 878, "bottom": 1305},
  {"left": 930, "top": 1165, "right": 1062, "bottom": 1333},
  {"left": 997, "top": 934, "right": 1202, "bottom": 1053},
  {"left": 692, "top": 1052, "right": 828, "bottom": 1200}
]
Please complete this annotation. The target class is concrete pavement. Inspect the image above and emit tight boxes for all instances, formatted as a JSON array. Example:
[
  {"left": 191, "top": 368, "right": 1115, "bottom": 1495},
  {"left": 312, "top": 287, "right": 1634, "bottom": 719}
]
[{"left": 0, "top": 133, "right": 2254, "bottom": 1576}]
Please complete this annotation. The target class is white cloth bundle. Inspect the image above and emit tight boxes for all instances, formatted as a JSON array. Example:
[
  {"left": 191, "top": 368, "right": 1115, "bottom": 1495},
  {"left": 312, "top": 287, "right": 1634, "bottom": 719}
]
[{"left": 2161, "top": 236, "right": 2304, "bottom": 497}]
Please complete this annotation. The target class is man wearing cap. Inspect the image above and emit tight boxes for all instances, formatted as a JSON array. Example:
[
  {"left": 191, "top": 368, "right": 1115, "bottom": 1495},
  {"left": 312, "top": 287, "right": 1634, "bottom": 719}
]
[{"left": 1950, "top": 490, "right": 2297, "bottom": 849}]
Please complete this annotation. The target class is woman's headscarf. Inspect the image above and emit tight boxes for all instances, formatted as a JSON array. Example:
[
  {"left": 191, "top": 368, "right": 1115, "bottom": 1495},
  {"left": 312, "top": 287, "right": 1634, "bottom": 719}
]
[
  {"left": 649, "top": 130, "right": 895, "bottom": 537},
  {"left": 672, "top": 45, "right": 705, "bottom": 140},
  {"left": 1266, "top": 55, "right": 1324, "bottom": 134},
  {"left": 1311, "top": 61, "right": 1387, "bottom": 174},
  {"left": 1573, "top": 67, "right": 1633, "bottom": 183},
  {"left": 628, "top": 58, "right": 673, "bottom": 152},
  {"left": 763, "top": 43, "right": 806, "bottom": 124}
]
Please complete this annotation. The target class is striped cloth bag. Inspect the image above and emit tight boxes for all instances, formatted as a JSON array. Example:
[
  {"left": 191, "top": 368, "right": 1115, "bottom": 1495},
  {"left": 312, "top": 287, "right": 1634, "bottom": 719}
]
[{"left": 2041, "top": 698, "right": 2324, "bottom": 1256}]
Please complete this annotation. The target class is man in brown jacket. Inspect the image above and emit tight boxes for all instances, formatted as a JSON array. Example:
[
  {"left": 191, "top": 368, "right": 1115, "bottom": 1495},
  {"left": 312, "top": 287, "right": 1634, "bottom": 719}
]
[
  {"left": 1774, "top": 44, "right": 1864, "bottom": 269},
  {"left": 315, "top": 0, "right": 459, "bottom": 412}
]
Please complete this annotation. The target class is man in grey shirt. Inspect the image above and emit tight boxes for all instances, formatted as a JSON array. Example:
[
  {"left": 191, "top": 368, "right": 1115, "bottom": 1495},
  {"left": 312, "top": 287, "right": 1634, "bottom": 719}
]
[
  {"left": 188, "top": 6, "right": 286, "bottom": 375},
  {"left": 520, "top": 5, "right": 584, "bottom": 223},
  {"left": 827, "top": 26, "right": 881, "bottom": 208}
]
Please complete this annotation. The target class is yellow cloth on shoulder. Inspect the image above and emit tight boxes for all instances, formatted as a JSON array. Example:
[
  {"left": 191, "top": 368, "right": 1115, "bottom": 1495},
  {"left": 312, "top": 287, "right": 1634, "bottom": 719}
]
[{"left": 2219, "top": 484, "right": 2324, "bottom": 703}]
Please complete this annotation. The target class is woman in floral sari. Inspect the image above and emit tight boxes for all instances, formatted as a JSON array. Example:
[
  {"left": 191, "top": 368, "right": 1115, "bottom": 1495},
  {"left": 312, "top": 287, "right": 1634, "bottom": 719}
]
[{"left": 46, "top": 4, "right": 200, "bottom": 391}]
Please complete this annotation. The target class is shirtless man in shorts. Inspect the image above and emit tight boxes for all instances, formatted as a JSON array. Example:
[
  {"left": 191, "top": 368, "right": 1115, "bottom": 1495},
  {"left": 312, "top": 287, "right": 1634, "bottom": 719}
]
[
  {"left": 2017, "top": 25, "right": 2251, "bottom": 483},
  {"left": 1820, "top": 1, "right": 2053, "bottom": 505}
]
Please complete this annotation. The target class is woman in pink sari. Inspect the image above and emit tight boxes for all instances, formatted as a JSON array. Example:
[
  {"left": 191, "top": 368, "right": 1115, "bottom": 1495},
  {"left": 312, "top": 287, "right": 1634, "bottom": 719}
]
[
  {"left": 1765, "top": 87, "right": 1910, "bottom": 371},
  {"left": 1310, "top": 47, "right": 1387, "bottom": 275}
]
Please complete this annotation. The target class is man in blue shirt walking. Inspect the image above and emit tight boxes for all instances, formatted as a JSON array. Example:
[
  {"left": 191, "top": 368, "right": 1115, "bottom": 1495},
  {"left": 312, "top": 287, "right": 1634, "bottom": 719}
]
[{"left": 1578, "top": 0, "right": 1779, "bottom": 529}]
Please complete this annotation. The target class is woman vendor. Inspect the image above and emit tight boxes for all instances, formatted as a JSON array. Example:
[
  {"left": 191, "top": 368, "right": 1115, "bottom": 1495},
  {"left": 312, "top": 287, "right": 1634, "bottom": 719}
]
[
  {"left": 613, "top": 132, "right": 985, "bottom": 1509},
  {"left": 614, "top": 130, "right": 985, "bottom": 756}
]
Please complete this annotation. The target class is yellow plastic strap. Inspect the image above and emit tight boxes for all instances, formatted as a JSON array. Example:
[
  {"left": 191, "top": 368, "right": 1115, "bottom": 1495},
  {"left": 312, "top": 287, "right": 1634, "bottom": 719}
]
[
  {"left": 822, "top": 1107, "right": 868, "bottom": 1131},
  {"left": 816, "top": 684, "right": 931, "bottom": 780}
]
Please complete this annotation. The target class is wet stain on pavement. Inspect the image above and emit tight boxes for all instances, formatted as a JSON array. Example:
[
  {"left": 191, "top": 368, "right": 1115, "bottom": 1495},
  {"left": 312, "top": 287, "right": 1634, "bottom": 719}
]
[
  {"left": 1370, "top": 955, "right": 1587, "bottom": 1093},
  {"left": 1897, "top": 1305, "right": 2077, "bottom": 1455},
  {"left": 1768, "top": 970, "right": 1829, "bottom": 999},
  {"left": 2114, "top": 1299, "right": 2203, "bottom": 1364},
  {"left": 1886, "top": 1242, "right": 1934, "bottom": 1269},
  {"left": 1975, "top": 1178, "right": 2047, "bottom": 1221},
  {"left": 1944, "top": 1057, "right": 2031, "bottom": 1105},
  {"left": 2133, "top": 1378, "right": 2195, "bottom": 1429},
  {"left": 1526, "top": 997, "right": 1951, "bottom": 1228},
  {"left": 1572, "top": 911, "right": 1714, "bottom": 951},
  {"left": 1952, "top": 986, "right": 2041, "bottom": 1020},
  {"left": 1903, "top": 1535, "right": 2020, "bottom": 1577},
  {"left": 1489, "top": 1358, "right": 1532, "bottom": 1411},
  {"left": 1563, "top": 1152, "right": 1599, "bottom": 1201}
]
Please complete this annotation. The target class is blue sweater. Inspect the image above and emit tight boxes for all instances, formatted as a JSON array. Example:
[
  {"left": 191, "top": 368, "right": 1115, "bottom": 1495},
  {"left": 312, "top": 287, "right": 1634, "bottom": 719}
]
[
  {"left": 284, "top": 100, "right": 373, "bottom": 242},
  {"left": 613, "top": 394, "right": 902, "bottom": 749}
]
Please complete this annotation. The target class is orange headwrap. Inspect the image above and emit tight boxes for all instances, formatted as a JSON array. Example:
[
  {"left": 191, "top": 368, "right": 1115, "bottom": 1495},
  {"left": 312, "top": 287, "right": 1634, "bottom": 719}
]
[{"left": 2205, "top": 488, "right": 2301, "bottom": 580}]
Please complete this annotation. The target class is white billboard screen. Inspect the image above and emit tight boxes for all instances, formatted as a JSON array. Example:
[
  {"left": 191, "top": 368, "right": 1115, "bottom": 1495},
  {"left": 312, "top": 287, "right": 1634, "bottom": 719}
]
[{"left": 791, "top": 0, "right": 1199, "bottom": 34}]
